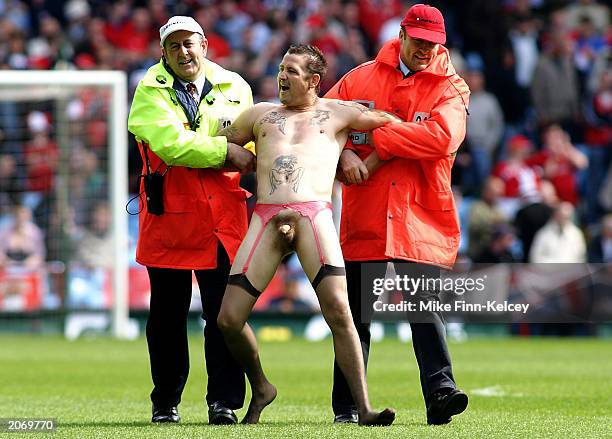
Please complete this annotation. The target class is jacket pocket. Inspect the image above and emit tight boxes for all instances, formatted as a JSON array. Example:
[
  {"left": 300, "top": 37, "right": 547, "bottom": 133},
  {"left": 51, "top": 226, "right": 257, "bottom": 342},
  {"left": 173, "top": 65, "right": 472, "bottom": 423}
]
[
  {"left": 414, "top": 189, "right": 454, "bottom": 211},
  {"left": 407, "top": 190, "right": 459, "bottom": 249},
  {"left": 159, "top": 195, "right": 209, "bottom": 249},
  {"left": 342, "top": 183, "right": 387, "bottom": 242}
]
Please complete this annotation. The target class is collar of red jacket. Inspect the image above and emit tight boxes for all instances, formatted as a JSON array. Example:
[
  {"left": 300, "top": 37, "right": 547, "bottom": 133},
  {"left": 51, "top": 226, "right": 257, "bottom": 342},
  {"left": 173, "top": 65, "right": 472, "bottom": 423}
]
[{"left": 376, "top": 39, "right": 456, "bottom": 78}]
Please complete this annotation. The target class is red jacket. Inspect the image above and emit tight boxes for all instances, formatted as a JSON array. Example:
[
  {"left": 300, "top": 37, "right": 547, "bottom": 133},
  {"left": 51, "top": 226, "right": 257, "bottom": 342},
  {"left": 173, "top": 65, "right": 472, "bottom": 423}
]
[{"left": 325, "top": 39, "right": 469, "bottom": 268}]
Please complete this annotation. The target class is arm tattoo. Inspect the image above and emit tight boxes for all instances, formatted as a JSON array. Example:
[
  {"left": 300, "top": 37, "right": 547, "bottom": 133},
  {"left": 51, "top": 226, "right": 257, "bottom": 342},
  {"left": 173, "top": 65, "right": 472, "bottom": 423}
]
[
  {"left": 269, "top": 155, "right": 304, "bottom": 195},
  {"left": 310, "top": 110, "right": 331, "bottom": 126},
  {"left": 220, "top": 125, "right": 240, "bottom": 143},
  {"left": 260, "top": 111, "right": 288, "bottom": 135},
  {"left": 337, "top": 101, "right": 369, "bottom": 114}
]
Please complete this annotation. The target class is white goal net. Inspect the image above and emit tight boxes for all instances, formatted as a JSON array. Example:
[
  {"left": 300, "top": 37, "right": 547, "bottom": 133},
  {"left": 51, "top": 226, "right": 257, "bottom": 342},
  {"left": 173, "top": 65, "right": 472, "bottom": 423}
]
[{"left": 0, "top": 70, "right": 130, "bottom": 338}]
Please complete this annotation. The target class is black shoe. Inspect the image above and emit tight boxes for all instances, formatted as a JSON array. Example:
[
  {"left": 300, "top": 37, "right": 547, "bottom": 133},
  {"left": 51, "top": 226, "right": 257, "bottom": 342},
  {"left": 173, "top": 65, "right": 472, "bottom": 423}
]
[
  {"left": 208, "top": 401, "right": 238, "bottom": 425},
  {"left": 334, "top": 411, "right": 358, "bottom": 424},
  {"left": 426, "top": 388, "right": 468, "bottom": 425},
  {"left": 152, "top": 405, "right": 180, "bottom": 423}
]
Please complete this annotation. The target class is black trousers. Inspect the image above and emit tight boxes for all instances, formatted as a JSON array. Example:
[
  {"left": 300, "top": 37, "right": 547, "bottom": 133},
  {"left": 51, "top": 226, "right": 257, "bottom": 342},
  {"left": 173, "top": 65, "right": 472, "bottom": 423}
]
[
  {"left": 332, "top": 260, "right": 456, "bottom": 414},
  {"left": 146, "top": 243, "right": 245, "bottom": 409}
]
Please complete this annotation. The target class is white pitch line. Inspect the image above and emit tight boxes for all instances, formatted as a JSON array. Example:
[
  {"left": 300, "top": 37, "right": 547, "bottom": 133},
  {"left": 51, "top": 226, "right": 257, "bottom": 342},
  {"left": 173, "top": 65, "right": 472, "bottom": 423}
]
[{"left": 471, "top": 386, "right": 525, "bottom": 397}]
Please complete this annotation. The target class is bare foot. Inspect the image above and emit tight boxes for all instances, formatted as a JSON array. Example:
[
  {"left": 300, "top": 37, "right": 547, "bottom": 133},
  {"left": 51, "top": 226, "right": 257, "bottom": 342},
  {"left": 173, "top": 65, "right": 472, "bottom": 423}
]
[
  {"left": 240, "top": 382, "right": 277, "bottom": 424},
  {"left": 358, "top": 408, "right": 396, "bottom": 426}
]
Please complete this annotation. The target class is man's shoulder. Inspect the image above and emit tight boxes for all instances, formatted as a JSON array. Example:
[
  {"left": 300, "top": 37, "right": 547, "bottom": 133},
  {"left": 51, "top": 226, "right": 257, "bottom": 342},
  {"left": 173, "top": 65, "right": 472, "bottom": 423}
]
[
  {"left": 245, "top": 102, "right": 278, "bottom": 123},
  {"left": 253, "top": 102, "right": 279, "bottom": 114},
  {"left": 319, "top": 98, "right": 362, "bottom": 114}
]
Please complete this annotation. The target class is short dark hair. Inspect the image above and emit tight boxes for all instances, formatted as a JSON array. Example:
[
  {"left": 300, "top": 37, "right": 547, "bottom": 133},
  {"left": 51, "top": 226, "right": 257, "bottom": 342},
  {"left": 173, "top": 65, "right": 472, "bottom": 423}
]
[{"left": 286, "top": 44, "right": 327, "bottom": 91}]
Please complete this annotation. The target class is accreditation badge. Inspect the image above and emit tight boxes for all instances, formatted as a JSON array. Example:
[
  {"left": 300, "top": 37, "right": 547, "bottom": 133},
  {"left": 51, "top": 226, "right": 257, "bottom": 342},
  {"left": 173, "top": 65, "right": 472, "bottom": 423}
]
[
  {"left": 413, "top": 112, "right": 430, "bottom": 123},
  {"left": 218, "top": 117, "right": 232, "bottom": 130}
]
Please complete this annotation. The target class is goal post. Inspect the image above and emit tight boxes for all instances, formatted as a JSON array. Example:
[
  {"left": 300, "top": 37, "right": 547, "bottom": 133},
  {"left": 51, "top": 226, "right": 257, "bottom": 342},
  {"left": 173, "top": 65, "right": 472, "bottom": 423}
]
[{"left": 0, "top": 70, "right": 130, "bottom": 339}]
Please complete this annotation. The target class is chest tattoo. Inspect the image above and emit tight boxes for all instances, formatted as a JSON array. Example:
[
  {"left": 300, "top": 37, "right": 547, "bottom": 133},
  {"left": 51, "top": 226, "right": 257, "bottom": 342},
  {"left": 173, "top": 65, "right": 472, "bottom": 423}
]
[
  {"left": 260, "top": 111, "right": 288, "bottom": 135},
  {"left": 310, "top": 110, "right": 331, "bottom": 126},
  {"left": 337, "top": 101, "right": 369, "bottom": 114}
]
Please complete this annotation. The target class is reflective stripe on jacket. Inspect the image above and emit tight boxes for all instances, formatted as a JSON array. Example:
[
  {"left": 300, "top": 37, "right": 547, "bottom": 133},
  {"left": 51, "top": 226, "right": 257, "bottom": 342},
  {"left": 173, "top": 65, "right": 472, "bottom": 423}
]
[
  {"left": 325, "top": 39, "right": 470, "bottom": 268},
  {"left": 128, "top": 59, "right": 253, "bottom": 269}
]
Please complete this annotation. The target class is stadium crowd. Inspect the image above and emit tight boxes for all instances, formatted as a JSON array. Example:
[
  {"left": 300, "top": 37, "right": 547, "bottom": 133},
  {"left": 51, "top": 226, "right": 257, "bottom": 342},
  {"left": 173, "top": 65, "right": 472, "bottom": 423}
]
[{"left": 0, "top": 0, "right": 611, "bottom": 312}]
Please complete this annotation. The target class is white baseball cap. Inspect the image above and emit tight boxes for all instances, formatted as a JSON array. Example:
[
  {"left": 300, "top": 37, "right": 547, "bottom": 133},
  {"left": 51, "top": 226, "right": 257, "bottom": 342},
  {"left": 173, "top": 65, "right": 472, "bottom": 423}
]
[{"left": 159, "top": 16, "right": 204, "bottom": 47}]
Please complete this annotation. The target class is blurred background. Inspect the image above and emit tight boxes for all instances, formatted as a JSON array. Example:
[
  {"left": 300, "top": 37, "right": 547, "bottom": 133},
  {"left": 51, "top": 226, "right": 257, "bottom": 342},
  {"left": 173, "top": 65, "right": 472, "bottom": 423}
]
[{"left": 0, "top": 0, "right": 611, "bottom": 339}]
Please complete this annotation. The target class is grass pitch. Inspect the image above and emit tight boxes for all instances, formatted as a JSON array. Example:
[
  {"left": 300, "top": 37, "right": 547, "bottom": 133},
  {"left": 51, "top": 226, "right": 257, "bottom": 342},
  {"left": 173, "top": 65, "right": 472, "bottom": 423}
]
[{"left": 1, "top": 334, "right": 611, "bottom": 438}]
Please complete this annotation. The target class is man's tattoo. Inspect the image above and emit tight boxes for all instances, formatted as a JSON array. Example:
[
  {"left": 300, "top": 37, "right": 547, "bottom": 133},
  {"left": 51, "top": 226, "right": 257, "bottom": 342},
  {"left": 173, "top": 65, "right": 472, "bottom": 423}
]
[
  {"left": 269, "top": 155, "right": 304, "bottom": 195},
  {"left": 260, "top": 111, "right": 288, "bottom": 134},
  {"left": 220, "top": 125, "right": 240, "bottom": 143},
  {"left": 337, "top": 101, "right": 369, "bottom": 114},
  {"left": 310, "top": 110, "right": 331, "bottom": 126}
]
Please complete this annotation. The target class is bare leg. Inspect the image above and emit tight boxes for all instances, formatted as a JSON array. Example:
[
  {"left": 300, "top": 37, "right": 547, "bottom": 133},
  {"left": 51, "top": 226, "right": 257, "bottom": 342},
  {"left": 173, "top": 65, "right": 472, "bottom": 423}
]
[
  {"left": 314, "top": 276, "right": 395, "bottom": 426},
  {"left": 217, "top": 217, "right": 285, "bottom": 424},
  {"left": 294, "top": 212, "right": 394, "bottom": 426},
  {"left": 218, "top": 286, "right": 277, "bottom": 424}
]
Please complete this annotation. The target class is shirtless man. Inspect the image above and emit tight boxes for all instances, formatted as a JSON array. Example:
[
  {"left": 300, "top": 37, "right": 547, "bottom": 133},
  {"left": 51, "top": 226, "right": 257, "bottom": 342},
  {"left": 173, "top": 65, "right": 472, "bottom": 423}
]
[{"left": 216, "top": 45, "right": 398, "bottom": 425}]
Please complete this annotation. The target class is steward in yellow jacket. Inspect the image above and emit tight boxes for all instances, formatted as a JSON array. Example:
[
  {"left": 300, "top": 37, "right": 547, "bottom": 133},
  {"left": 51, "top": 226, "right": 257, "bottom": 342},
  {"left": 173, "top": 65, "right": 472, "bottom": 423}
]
[
  {"left": 127, "top": 15, "right": 255, "bottom": 425},
  {"left": 129, "top": 55, "right": 253, "bottom": 269}
]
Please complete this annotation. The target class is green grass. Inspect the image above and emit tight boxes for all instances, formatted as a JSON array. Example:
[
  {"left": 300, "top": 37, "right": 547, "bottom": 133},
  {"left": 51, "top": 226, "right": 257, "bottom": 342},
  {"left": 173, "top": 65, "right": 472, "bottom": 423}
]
[{"left": 1, "top": 335, "right": 611, "bottom": 438}]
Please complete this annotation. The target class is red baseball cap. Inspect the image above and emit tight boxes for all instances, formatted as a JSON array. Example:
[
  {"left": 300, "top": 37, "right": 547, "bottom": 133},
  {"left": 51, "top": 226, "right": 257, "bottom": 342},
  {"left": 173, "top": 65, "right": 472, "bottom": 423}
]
[
  {"left": 508, "top": 135, "right": 532, "bottom": 152},
  {"left": 400, "top": 4, "right": 446, "bottom": 44}
]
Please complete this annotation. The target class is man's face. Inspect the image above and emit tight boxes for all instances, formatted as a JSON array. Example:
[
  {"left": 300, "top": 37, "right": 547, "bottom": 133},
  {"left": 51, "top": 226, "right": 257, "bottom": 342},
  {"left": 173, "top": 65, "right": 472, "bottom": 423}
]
[
  {"left": 162, "top": 30, "right": 207, "bottom": 82},
  {"left": 277, "top": 53, "right": 318, "bottom": 106},
  {"left": 399, "top": 29, "right": 439, "bottom": 72}
]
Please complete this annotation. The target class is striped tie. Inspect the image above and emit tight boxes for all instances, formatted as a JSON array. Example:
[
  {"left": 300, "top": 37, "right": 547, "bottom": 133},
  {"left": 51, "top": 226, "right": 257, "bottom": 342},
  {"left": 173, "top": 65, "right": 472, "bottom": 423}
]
[{"left": 186, "top": 82, "right": 198, "bottom": 103}]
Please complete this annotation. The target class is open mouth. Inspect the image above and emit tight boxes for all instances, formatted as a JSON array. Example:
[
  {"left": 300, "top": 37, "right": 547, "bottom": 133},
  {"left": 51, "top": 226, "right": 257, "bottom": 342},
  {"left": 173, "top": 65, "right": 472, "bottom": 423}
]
[
  {"left": 279, "top": 84, "right": 290, "bottom": 92},
  {"left": 179, "top": 59, "right": 192, "bottom": 66}
]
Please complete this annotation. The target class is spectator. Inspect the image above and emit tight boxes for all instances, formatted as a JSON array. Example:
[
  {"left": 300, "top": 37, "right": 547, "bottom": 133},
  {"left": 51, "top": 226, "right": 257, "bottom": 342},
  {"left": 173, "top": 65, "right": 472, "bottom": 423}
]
[
  {"left": 587, "top": 62, "right": 612, "bottom": 140},
  {"left": 64, "top": 0, "right": 91, "bottom": 45},
  {"left": 23, "top": 111, "right": 59, "bottom": 194},
  {"left": 468, "top": 176, "right": 508, "bottom": 261},
  {"left": 509, "top": 13, "right": 540, "bottom": 91},
  {"left": 488, "top": 45, "right": 530, "bottom": 127},
  {"left": 514, "top": 180, "right": 559, "bottom": 262},
  {"left": 304, "top": 14, "right": 342, "bottom": 57},
  {"left": 215, "top": 0, "right": 252, "bottom": 50},
  {"left": 529, "top": 202, "right": 586, "bottom": 263},
  {"left": 474, "top": 223, "right": 519, "bottom": 263},
  {"left": 530, "top": 31, "right": 582, "bottom": 140},
  {"left": 492, "top": 134, "right": 539, "bottom": 199},
  {"left": 527, "top": 124, "right": 588, "bottom": 205},
  {"left": 0, "top": 205, "right": 45, "bottom": 270},
  {"left": 572, "top": 15, "right": 607, "bottom": 95},
  {"left": 564, "top": 0, "right": 610, "bottom": 35},
  {"left": 254, "top": 75, "right": 280, "bottom": 103},
  {"left": 457, "top": 0, "right": 508, "bottom": 69},
  {"left": 68, "top": 146, "right": 106, "bottom": 226},
  {"left": 268, "top": 269, "right": 316, "bottom": 314},
  {"left": 74, "top": 202, "right": 113, "bottom": 268},
  {"left": 194, "top": 5, "right": 231, "bottom": 64},
  {"left": 583, "top": 67, "right": 612, "bottom": 222},
  {"left": 0, "top": 153, "right": 23, "bottom": 212},
  {"left": 588, "top": 213, "right": 612, "bottom": 263},
  {"left": 464, "top": 68, "right": 505, "bottom": 186},
  {"left": 357, "top": 0, "right": 402, "bottom": 44},
  {"left": 5, "top": 30, "right": 28, "bottom": 69}
]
